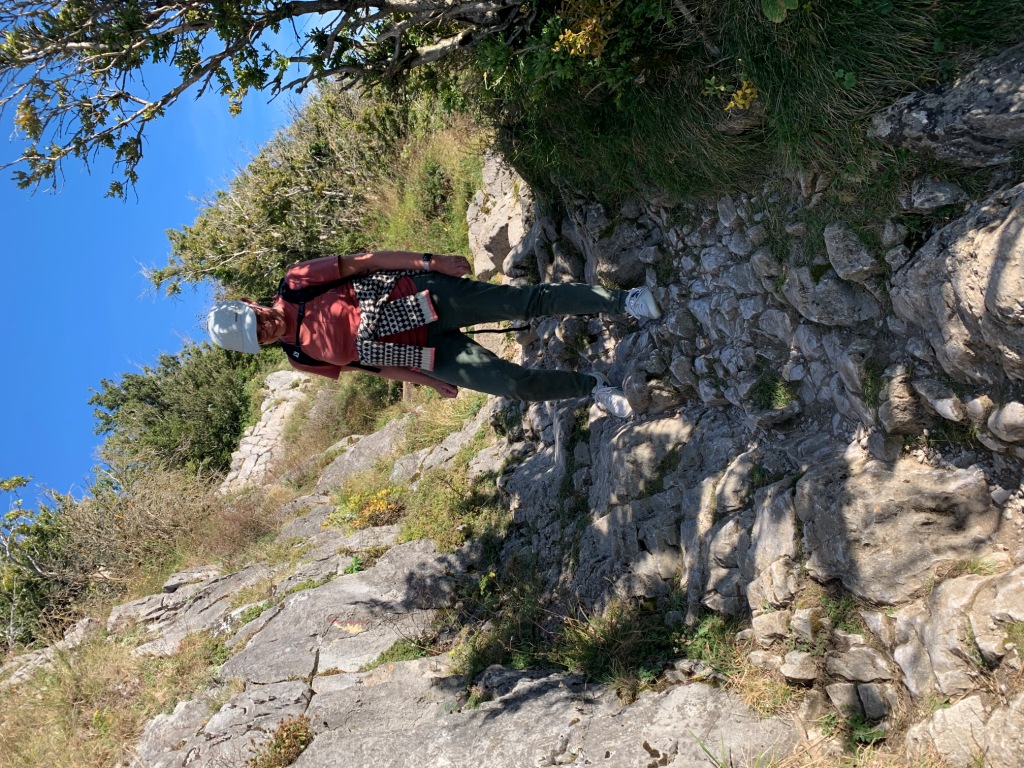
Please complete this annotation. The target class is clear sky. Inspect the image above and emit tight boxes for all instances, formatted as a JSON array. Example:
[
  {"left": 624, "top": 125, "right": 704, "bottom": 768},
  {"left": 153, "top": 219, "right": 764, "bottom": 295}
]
[{"left": 1, "top": 68, "right": 299, "bottom": 508}]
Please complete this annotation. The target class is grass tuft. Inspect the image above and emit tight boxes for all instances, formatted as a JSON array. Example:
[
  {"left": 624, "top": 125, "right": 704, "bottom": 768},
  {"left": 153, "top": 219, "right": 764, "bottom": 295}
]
[
  {"left": 749, "top": 371, "right": 796, "bottom": 411},
  {"left": 248, "top": 715, "right": 313, "bottom": 768},
  {"left": 0, "top": 631, "right": 228, "bottom": 768},
  {"left": 366, "top": 116, "right": 486, "bottom": 258},
  {"left": 360, "top": 637, "right": 432, "bottom": 672}
]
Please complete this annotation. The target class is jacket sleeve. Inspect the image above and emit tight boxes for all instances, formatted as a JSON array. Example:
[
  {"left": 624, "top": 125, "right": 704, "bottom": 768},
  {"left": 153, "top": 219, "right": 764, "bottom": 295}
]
[{"left": 284, "top": 255, "right": 345, "bottom": 289}]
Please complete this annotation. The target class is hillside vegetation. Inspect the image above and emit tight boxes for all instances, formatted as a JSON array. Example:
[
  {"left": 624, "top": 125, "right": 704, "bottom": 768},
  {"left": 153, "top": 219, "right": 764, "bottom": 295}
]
[{"left": 3, "top": 3, "right": 1023, "bottom": 766}]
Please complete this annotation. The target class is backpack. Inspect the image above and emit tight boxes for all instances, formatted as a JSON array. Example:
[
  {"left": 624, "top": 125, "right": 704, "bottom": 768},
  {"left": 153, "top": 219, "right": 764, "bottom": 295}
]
[{"left": 274, "top": 277, "right": 382, "bottom": 373}]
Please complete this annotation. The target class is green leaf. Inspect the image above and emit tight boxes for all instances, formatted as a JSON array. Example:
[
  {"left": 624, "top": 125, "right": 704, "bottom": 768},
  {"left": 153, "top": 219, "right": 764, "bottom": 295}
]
[
  {"left": 761, "top": 0, "right": 788, "bottom": 22},
  {"left": 783, "top": 0, "right": 800, "bottom": 9}
]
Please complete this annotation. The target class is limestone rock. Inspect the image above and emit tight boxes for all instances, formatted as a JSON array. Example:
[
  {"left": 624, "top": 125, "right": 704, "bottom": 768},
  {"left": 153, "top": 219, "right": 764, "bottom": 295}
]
[
  {"left": 825, "top": 682, "right": 863, "bottom": 717},
  {"left": 314, "top": 415, "right": 411, "bottom": 495},
  {"left": 912, "top": 379, "right": 968, "bottom": 423},
  {"left": 752, "top": 611, "right": 791, "bottom": 648},
  {"left": 891, "top": 182, "right": 1024, "bottom": 385},
  {"left": 823, "top": 221, "right": 880, "bottom": 283},
  {"left": 162, "top": 567, "right": 222, "bottom": 593},
  {"left": 968, "top": 564, "right": 1024, "bottom": 664},
  {"left": 221, "top": 541, "right": 459, "bottom": 684},
  {"left": 390, "top": 399, "right": 498, "bottom": 486},
  {"left": 910, "top": 177, "right": 968, "bottom": 211},
  {"left": 782, "top": 266, "right": 881, "bottom": 327},
  {"left": 296, "top": 670, "right": 798, "bottom": 768},
  {"left": 780, "top": 651, "right": 818, "bottom": 683},
  {"left": 467, "top": 152, "right": 534, "bottom": 281},
  {"left": 893, "top": 574, "right": 991, "bottom": 700},
  {"left": 790, "top": 608, "right": 822, "bottom": 645},
  {"left": 108, "top": 563, "right": 272, "bottom": 656},
  {"left": 221, "top": 371, "right": 313, "bottom": 493},
  {"left": 878, "top": 368, "right": 925, "bottom": 435},
  {"left": 743, "top": 482, "right": 799, "bottom": 612},
  {"left": 565, "top": 202, "right": 649, "bottom": 288},
  {"left": 796, "top": 457, "right": 996, "bottom": 604},
  {"left": 988, "top": 401, "right": 1024, "bottom": 443},
  {"left": 905, "top": 695, "right": 991, "bottom": 767},
  {"left": 858, "top": 683, "right": 900, "bottom": 721},
  {"left": 131, "top": 697, "right": 217, "bottom": 768},
  {"left": 825, "top": 647, "right": 893, "bottom": 683},
  {"left": 870, "top": 43, "right": 1024, "bottom": 167},
  {"left": 139, "top": 682, "right": 312, "bottom": 768}
]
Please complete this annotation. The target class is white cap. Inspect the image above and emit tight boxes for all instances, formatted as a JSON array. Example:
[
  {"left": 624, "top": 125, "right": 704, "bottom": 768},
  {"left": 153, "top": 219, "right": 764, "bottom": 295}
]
[{"left": 208, "top": 300, "right": 259, "bottom": 354}]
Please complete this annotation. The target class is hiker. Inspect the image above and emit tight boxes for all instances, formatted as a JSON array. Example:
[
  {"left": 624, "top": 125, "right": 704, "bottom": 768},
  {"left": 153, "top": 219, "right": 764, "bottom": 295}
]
[{"left": 207, "top": 251, "right": 661, "bottom": 417}]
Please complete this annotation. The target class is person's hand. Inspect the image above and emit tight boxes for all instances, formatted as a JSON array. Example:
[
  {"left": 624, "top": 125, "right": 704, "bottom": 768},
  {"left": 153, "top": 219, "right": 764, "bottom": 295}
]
[
  {"left": 431, "top": 380, "right": 459, "bottom": 398},
  {"left": 431, "top": 255, "right": 472, "bottom": 278}
]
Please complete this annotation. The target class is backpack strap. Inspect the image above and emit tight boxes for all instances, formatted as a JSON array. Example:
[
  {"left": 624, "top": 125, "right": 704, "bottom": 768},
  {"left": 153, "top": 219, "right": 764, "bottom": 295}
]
[{"left": 276, "top": 277, "right": 348, "bottom": 304}]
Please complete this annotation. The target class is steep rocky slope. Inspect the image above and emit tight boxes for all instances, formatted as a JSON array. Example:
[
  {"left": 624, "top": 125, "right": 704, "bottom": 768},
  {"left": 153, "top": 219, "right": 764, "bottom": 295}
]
[{"left": 4, "top": 44, "right": 1023, "bottom": 768}]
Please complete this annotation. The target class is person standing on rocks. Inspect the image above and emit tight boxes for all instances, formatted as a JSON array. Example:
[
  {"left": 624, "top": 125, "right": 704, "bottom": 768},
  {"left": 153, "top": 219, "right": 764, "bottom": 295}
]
[{"left": 207, "top": 251, "right": 661, "bottom": 417}]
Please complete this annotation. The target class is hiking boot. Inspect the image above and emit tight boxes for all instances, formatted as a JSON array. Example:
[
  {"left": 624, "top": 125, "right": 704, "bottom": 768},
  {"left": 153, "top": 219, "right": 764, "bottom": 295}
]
[
  {"left": 624, "top": 287, "right": 662, "bottom": 320},
  {"left": 591, "top": 372, "right": 633, "bottom": 419}
]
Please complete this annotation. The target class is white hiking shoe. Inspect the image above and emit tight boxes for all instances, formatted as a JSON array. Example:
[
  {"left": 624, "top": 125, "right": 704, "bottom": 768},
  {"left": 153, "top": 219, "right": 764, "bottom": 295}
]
[
  {"left": 591, "top": 372, "right": 633, "bottom": 419},
  {"left": 624, "top": 287, "right": 662, "bottom": 320}
]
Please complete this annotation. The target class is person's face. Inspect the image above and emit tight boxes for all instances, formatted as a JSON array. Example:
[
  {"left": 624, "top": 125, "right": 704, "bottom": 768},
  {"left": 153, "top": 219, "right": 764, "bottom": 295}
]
[{"left": 245, "top": 302, "right": 287, "bottom": 345}]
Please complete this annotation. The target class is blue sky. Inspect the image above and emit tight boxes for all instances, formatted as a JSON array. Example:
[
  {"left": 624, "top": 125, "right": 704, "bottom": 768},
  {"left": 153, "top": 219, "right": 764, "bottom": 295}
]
[{"left": 1, "top": 68, "right": 300, "bottom": 508}]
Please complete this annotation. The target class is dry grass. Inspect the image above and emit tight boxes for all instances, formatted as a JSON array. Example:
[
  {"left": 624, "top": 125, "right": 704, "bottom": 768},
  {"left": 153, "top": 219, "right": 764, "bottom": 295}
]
[
  {"left": 678, "top": 614, "right": 797, "bottom": 717},
  {"left": 0, "top": 631, "right": 226, "bottom": 768},
  {"left": 403, "top": 390, "right": 489, "bottom": 453},
  {"left": 367, "top": 116, "right": 488, "bottom": 258},
  {"left": 755, "top": 741, "right": 951, "bottom": 768},
  {"left": 270, "top": 374, "right": 404, "bottom": 493},
  {"left": 730, "top": 661, "right": 799, "bottom": 717},
  {"left": 35, "top": 467, "right": 286, "bottom": 634}
]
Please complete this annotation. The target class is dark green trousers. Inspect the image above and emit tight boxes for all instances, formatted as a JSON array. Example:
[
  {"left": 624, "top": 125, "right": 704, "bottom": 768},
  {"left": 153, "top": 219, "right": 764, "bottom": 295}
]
[{"left": 411, "top": 274, "right": 624, "bottom": 401}]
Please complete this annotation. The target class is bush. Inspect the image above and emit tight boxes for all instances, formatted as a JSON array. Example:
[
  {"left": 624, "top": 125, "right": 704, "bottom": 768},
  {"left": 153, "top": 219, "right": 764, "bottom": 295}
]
[
  {"left": 90, "top": 343, "right": 277, "bottom": 475},
  {"left": 1, "top": 490, "right": 70, "bottom": 652},
  {"left": 153, "top": 84, "right": 404, "bottom": 300},
  {"left": 153, "top": 83, "right": 476, "bottom": 302},
  {"left": 1, "top": 468, "right": 282, "bottom": 654}
]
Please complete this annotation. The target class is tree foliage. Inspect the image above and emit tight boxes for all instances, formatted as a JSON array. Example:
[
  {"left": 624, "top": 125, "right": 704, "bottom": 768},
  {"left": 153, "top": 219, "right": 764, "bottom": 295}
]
[
  {"left": 0, "top": 0, "right": 527, "bottom": 196},
  {"left": 150, "top": 82, "right": 426, "bottom": 300},
  {"left": 89, "top": 342, "right": 274, "bottom": 474},
  {"left": 1, "top": 477, "right": 71, "bottom": 651}
]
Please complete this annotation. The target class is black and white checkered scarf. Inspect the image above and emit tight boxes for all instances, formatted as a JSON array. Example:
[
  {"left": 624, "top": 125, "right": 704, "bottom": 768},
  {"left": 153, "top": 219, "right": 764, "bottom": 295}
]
[{"left": 353, "top": 271, "right": 437, "bottom": 370}]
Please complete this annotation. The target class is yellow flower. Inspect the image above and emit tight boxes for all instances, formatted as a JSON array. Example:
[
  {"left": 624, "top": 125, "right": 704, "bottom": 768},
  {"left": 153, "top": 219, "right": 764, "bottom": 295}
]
[{"left": 725, "top": 80, "right": 759, "bottom": 112}]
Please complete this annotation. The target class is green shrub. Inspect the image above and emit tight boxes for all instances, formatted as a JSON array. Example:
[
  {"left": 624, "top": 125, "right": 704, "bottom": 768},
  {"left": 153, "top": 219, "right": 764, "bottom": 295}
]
[
  {"left": 89, "top": 343, "right": 276, "bottom": 474},
  {"left": 153, "top": 84, "right": 413, "bottom": 300},
  {"left": 1, "top": 487, "right": 70, "bottom": 652},
  {"left": 154, "top": 83, "right": 479, "bottom": 302},
  {"left": 549, "top": 600, "right": 675, "bottom": 704},
  {"left": 329, "top": 482, "right": 407, "bottom": 531}
]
